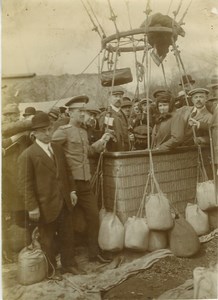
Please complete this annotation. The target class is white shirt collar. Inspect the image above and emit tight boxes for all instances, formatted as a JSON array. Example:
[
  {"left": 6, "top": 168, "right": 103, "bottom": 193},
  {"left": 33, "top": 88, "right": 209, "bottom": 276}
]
[
  {"left": 110, "top": 104, "right": 120, "bottom": 113},
  {"left": 36, "top": 139, "right": 53, "bottom": 156}
]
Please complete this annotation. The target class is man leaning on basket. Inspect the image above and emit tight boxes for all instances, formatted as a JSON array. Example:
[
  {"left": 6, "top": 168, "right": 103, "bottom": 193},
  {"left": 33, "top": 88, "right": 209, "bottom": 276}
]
[{"left": 18, "top": 112, "right": 84, "bottom": 281}]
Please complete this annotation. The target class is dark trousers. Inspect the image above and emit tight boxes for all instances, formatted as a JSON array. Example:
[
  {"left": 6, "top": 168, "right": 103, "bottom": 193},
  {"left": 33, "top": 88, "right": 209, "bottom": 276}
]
[
  {"left": 38, "top": 204, "right": 74, "bottom": 270},
  {"left": 75, "top": 180, "right": 99, "bottom": 257}
]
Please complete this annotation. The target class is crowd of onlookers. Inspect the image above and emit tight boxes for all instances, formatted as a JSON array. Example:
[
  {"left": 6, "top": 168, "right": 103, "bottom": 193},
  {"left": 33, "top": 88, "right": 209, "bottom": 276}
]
[{"left": 2, "top": 73, "right": 218, "bottom": 280}]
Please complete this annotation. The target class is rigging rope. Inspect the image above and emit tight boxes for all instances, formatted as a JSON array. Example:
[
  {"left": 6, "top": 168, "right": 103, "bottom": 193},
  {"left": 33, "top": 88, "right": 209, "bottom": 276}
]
[
  {"left": 178, "top": 0, "right": 193, "bottom": 25},
  {"left": 167, "top": 0, "right": 174, "bottom": 15},
  {"left": 80, "top": 0, "right": 102, "bottom": 38},
  {"left": 107, "top": 0, "right": 119, "bottom": 35},
  {"left": 86, "top": 0, "right": 106, "bottom": 38}
]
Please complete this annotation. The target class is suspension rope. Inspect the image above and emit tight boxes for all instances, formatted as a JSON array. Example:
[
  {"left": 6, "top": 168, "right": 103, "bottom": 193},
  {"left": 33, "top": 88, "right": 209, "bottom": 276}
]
[
  {"left": 80, "top": 0, "right": 102, "bottom": 38},
  {"left": 171, "top": 38, "right": 189, "bottom": 106},
  {"left": 161, "top": 62, "right": 168, "bottom": 88},
  {"left": 178, "top": 0, "right": 193, "bottom": 25},
  {"left": 167, "top": 0, "right": 174, "bottom": 15},
  {"left": 172, "top": 0, "right": 183, "bottom": 19},
  {"left": 86, "top": 0, "right": 107, "bottom": 38},
  {"left": 107, "top": 0, "right": 119, "bottom": 35}
]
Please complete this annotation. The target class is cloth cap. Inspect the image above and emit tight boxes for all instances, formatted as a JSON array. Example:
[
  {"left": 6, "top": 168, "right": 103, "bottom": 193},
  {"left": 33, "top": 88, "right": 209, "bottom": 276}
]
[
  {"left": 65, "top": 95, "right": 89, "bottom": 109},
  {"left": 176, "top": 90, "right": 186, "bottom": 98},
  {"left": 23, "top": 106, "right": 36, "bottom": 117},
  {"left": 188, "top": 88, "right": 210, "bottom": 97},
  {"left": 121, "top": 98, "right": 132, "bottom": 108},
  {"left": 153, "top": 89, "right": 170, "bottom": 98},
  {"left": 179, "top": 74, "right": 195, "bottom": 86},
  {"left": 139, "top": 98, "right": 153, "bottom": 105},
  {"left": 207, "top": 74, "right": 218, "bottom": 88},
  {"left": 48, "top": 107, "right": 59, "bottom": 120},
  {"left": 156, "top": 94, "right": 172, "bottom": 103},
  {"left": 85, "top": 103, "right": 100, "bottom": 115},
  {"left": 32, "top": 112, "right": 50, "bottom": 129},
  {"left": 3, "top": 103, "right": 19, "bottom": 115},
  {"left": 111, "top": 88, "right": 124, "bottom": 96}
]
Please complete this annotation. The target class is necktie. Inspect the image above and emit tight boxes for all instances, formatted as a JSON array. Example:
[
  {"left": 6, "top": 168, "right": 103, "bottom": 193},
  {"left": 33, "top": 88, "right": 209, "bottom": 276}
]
[{"left": 48, "top": 145, "right": 55, "bottom": 164}]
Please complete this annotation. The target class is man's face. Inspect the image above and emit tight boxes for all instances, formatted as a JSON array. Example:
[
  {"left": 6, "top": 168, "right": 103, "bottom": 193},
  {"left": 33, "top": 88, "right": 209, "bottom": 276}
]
[
  {"left": 184, "top": 82, "right": 194, "bottom": 93},
  {"left": 109, "top": 94, "right": 122, "bottom": 107},
  {"left": 83, "top": 111, "right": 97, "bottom": 128},
  {"left": 68, "top": 108, "right": 85, "bottom": 125},
  {"left": 121, "top": 106, "right": 131, "bottom": 118},
  {"left": 158, "top": 102, "right": 170, "bottom": 114},
  {"left": 191, "top": 92, "right": 207, "bottom": 109},
  {"left": 34, "top": 125, "right": 53, "bottom": 144},
  {"left": 133, "top": 103, "right": 140, "bottom": 114}
]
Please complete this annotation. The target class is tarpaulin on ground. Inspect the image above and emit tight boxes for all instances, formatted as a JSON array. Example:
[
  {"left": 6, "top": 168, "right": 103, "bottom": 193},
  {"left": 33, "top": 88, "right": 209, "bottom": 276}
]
[{"left": 3, "top": 249, "right": 172, "bottom": 300}]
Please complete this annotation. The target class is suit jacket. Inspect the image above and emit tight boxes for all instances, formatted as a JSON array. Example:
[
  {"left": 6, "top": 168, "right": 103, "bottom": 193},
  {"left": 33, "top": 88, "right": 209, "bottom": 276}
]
[
  {"left": 158, "top": 106, "right": 212, "bottom": 151},
  {"left": 98, "top": 107, "right": 130, "bottom": 152},
  {"left": 18, "top": 142, "right": 75, "bottom": 224}
]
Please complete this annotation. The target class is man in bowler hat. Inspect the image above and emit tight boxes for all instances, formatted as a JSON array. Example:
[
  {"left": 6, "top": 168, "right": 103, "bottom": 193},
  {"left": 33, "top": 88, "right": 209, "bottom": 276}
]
[{"left": 18, "top": 112, "right": 80, "bottom": 280}]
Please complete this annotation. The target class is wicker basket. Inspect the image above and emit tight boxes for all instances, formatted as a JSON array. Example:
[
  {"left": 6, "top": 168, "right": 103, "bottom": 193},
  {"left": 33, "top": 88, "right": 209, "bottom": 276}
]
[{"left": 90, "top": 146, "right": 212, "bottom": 224}]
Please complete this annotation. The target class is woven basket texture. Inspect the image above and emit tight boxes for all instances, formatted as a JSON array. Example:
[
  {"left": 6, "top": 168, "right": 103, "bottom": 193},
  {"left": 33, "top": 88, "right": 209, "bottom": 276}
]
[{"left": 90, "top": 147, "right": 212, "bottom": 224}]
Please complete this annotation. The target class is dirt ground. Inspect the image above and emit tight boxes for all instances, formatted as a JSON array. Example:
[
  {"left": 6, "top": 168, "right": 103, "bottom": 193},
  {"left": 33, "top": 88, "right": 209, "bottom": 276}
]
[{"left": 102, "top": 236, "right": 218, "bottom": 300}]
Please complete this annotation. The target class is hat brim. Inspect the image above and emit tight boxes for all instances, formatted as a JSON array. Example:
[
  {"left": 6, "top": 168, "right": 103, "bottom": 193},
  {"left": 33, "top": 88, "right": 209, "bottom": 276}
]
[{"left": 32, "top": 121, "right": 50, "bottom": 130}]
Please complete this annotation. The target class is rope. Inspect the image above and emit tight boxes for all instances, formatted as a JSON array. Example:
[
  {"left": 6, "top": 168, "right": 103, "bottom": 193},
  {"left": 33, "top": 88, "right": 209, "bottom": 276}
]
[
  {"left": 209, "top": 127, "right": 217, "bottom": 203},
  {"left": 171, "top": 38, "right": 189, "bottom": 106},
  {"left": 161, "top": 62, "right": 168, "bottom": 88},
  {"left": 167, "top": 0, "right": 174, "bottom": 15},
  {"left": 80, "top": 0, "right": 102, "bottom": 38},
  {"left": 107, "top": 0, "right": 119, "bottom": 35},
  {"left": 178, "top": 0, "right": 193, "bottom": 25},
  {"left": 86, "top": 0, "right": 106, "bottom": 38},
  {"left": 172, "top": 0, "right": 183, "bottom": 19}
]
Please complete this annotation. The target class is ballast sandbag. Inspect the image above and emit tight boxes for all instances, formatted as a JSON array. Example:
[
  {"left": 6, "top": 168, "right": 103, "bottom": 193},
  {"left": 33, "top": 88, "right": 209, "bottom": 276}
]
[
  {"left": 17, "top": 245, "right": 47, "bottom": 285},
  {"left": 185, "top": 203, "right": 209, "bottom": 236},
  {"left": 197, "top": 180, "right": 217, "bottom": 210},
  {"left": 168, "top": 214, "right": 200, "bottom": 257},
  {"left": 148, "top": 230, "right": 168, "bottom": 252},
  {"left": 145, "top": 193, "right": 173, "bottom": 230},
  {"left": 98, "top": 212, "right": 124, "bottom": 252},
  {"left": 124, "top": 216, "right": 149, "bottom": 251}
]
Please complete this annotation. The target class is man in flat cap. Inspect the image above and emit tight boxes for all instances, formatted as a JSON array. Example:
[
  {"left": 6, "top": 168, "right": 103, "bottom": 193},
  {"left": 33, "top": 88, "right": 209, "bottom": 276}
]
[
  {"left": 98, "top": 89, "right": 130, "bottom": 151},
  {"left": 52, "top": 95, "right": 111, "bottom": 263},
  {"left": 155, "top": 88, "right": 212, "bottom": 151},
  {"left": 18, "top": 112, "right": 79, "bottom": 280}
]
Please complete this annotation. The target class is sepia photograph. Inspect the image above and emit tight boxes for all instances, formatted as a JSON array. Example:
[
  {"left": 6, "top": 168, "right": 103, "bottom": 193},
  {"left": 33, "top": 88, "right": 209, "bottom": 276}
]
[{"left": 2, "top": 0, "right": 218, "bottom": 299}]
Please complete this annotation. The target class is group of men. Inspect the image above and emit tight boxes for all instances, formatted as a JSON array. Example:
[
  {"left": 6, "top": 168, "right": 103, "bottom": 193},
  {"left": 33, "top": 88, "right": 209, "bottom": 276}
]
[{"left": 2, "top": 72, "right": 218, "bottom": 281}]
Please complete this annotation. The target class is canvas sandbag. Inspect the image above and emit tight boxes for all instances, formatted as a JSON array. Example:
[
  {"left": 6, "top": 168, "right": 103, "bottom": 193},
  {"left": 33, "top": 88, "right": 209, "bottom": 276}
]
[
  {"left": 197, "top": 180, "right": 217, "bottom": 210},
  {"left": 101, "top": 68, "right": 133, "bottom": 87},
  {"left": 98, "top": 212, "right": 124, "bottom": 252},
  {"left": 145, "top": 193, "right": 173, "bottom": 230},
  {"left": 193, "top": 264, "right": 218, "bottom": 299},
  {"left": 124, "top": 216, "right": 149, "bottom": 251},
  {"left": 185, "top": 203, "right": 209, "bottom": 236},
  {"left": 168, "top": 214, "right": 200, "bottom": 257},
  {"left": 17, "top": 228, "right": 47, "bottom": 285},
  {"left": 148, "top": 230, "right": 168, "bottom": 252}
]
